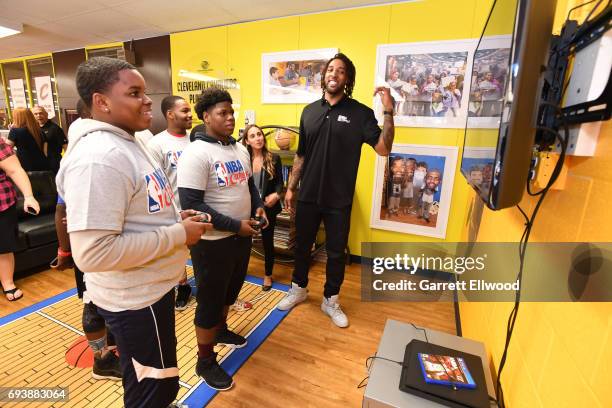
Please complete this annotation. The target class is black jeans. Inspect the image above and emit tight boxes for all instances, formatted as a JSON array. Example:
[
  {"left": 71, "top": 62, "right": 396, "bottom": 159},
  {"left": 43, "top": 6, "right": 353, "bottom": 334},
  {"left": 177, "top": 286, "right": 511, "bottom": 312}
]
[
  {"left": 97, "top": 290, "right": 179, "bottom": 408},
  {"left": 292, "top": 201, "right": 351, "bottom": 298},
  {"left": 190, "top": 235, "right": 252, "bottom": 329},
  {"left": 261, "top": 207, "right": 278, "bottom": 276}
]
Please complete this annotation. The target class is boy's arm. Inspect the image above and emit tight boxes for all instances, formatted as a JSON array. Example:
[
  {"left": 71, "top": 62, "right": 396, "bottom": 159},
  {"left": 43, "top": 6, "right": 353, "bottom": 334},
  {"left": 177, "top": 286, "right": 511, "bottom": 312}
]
[{"left": 70, "top": 225, "right": 186, "bottom": 272}]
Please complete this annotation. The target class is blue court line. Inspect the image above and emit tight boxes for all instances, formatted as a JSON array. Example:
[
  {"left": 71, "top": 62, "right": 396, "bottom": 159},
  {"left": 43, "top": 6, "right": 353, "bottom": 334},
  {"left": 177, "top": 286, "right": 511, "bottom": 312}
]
[
  {"left": 0, "top": 287, "right": 77, "bottom": 327},
  {"left": 183, "top": 276, "right": 290, "bottom": 407},
  {"left": 1, "top": 264, "right": 291, "bottom": 408}
]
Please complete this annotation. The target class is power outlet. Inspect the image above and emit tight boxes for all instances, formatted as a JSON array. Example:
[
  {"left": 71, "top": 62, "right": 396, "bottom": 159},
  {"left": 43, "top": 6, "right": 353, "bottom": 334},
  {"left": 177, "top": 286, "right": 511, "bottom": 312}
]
[{"left": 534, "top": 151, "right": 568, "bottom": 191}]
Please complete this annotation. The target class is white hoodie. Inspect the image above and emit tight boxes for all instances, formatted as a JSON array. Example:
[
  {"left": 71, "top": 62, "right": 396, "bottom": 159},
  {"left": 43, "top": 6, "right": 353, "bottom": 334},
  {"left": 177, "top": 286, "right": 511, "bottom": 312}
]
[{"left": 57, "top": 119, "right": 188, "bottom": 311}]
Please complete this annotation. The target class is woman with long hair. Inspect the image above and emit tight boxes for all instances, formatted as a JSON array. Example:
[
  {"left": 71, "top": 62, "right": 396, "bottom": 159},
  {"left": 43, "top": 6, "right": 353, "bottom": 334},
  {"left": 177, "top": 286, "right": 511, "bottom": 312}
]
[
  {"left": 242, "top": 124, "right": 283, "bottom": 290},
  {"left": 0, "top": 137, "right": 40, "bottom": 301},
  {"left": 7, "top": 108, "right": 50, "bottom": 171}
]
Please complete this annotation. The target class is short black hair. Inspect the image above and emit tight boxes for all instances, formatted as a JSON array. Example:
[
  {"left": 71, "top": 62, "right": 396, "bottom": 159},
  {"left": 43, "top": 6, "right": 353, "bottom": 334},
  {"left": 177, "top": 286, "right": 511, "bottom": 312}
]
[
  {"left": 76, "top": 99, "right": 91, "bottom": 119},
  {"left": 161, "top": 95, "right": 184, "bottom": 119},
  {"left": 269, "top": 66, "right": 278, "bottom": 76},
  {"left": 194, "top": 88, "right": 232, "bottom": 120},
  {"left": 321, "top": 53, "right": 356, "bottom": 98},
  {"left": 76, "top": 57, "right": 135, "bottom": 108}
]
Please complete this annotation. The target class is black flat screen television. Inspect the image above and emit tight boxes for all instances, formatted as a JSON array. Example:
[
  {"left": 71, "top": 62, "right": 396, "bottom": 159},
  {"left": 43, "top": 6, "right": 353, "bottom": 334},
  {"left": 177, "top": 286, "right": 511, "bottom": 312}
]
[{"left": 461, "top": 0, "right": 557, "bottom": 210}]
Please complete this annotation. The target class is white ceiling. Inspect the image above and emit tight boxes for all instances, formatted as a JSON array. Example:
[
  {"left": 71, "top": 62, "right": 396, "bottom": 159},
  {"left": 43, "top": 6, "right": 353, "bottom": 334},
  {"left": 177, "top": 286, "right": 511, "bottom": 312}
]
[{"left": 0, "top": 0, "right": 409, "bottom": 60}]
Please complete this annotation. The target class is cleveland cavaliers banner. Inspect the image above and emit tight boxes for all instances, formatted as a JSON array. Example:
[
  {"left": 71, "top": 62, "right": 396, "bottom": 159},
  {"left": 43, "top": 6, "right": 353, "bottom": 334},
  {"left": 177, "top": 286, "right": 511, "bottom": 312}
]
[
  {"left": 9, "top": 78, "right": 28, "bottom": 109},
  {"left": 34, "top": 76, "right": 56, "bottom": 119}
]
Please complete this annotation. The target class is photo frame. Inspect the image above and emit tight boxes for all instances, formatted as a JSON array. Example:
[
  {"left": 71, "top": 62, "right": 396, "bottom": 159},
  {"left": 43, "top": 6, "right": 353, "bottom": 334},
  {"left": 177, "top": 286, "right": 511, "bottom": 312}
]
[
  {"left": 370, "top": 144, "right": 458, "bottom": 239},
  {"left": 374, "top": 39, "right": 477, "bottom": 128},
  {"left": 261, "top": 48, "right": 338, "bottom": 104},
  {"left": 466, "top": 35, "right": 512, "bottom": 129}
]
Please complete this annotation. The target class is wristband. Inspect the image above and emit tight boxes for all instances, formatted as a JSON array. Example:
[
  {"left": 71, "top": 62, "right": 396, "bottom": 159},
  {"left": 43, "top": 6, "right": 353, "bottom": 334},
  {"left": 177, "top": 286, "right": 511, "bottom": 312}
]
[
  {"left": 58, "top": 248, "right": 72, "bottom": 257},
  {"left": 383, "top": 110, "right": 394, "bottom": 116}
]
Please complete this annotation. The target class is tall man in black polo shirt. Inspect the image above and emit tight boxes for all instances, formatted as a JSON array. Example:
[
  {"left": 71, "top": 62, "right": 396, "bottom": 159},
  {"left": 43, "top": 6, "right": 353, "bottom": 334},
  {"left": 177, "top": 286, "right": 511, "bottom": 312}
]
[
  {"left": 278, "top": 53, "right": 395, "bottom": 327},
  {"left": 32, "top": 105, "right": 67, "bottom": 174}
]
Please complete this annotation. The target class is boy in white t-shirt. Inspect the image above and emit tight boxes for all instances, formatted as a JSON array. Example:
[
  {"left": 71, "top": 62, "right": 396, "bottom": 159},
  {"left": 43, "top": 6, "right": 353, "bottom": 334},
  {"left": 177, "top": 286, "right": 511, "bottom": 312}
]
[
  {"left": 57, "top": 57, "right": 208, "bottom": 408},
  {"left": 177, "top": 88, "right": 266, "bottom": 391},
  {"left": 148, "top": 96, "right": 193, "bottom": 310}
]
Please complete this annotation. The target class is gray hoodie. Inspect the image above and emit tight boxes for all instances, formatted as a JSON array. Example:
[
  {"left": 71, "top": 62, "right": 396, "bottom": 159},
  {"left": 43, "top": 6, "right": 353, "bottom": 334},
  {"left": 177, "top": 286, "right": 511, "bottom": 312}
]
[{"left": 56, "top": 119, "right": 188, "bottom": 311}]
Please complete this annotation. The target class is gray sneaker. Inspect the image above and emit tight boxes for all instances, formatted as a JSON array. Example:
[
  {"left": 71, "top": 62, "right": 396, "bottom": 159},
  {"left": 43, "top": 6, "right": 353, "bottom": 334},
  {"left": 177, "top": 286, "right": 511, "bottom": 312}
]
[
  {"left": 277, "top": 282, "right": 308, "bottom": 311},
  {"left": 321, "top": 295, "right": 349, "bottom": 328}
]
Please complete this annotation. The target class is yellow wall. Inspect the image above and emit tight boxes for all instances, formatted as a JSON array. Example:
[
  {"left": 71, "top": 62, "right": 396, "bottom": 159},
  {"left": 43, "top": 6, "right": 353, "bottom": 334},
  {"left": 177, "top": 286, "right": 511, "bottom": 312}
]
[
  {"left": 170, "top": 0, "right": 488, "bottom": 255},
  {"left": 460, "top": 1, "right": 612, "bottom": 407},
  {"left": 170, "top": 5, "right": 610, "bottom": 405}
]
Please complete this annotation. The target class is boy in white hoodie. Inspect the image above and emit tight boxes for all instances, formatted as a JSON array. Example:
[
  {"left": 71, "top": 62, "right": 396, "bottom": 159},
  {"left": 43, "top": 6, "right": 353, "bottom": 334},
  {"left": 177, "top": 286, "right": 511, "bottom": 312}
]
[{"left": 56, "top": 57, "right": 208, "bottom": 408}]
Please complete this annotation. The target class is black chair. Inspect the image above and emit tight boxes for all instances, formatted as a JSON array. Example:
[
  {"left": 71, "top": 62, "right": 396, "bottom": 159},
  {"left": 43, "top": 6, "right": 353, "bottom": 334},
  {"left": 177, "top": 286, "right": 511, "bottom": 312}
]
[{"left": 14, "top": 171, "right": 58, "bottom": 276}]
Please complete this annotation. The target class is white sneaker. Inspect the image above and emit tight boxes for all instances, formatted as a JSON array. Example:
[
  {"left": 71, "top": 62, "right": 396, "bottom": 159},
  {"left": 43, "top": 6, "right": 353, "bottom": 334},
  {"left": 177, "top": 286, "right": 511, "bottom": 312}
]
[
  {"left": 321, "top": 295, "right": 349, "bottom": 328},
  {"left": 277, "top": 283, "right": 308, "bottom": 311}
]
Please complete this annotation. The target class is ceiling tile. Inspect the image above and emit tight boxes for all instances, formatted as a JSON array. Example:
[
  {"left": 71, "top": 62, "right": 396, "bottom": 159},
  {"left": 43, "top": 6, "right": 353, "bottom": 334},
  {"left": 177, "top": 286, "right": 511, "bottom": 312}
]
[
  {"left": 55, "top": 8, "right": 152, "bottom": 34},
  {"left": 2, "top": 0, "right": 107, "bottom": 22},
  {"left": 0, "top": 0, "right": 409, "bottom": 60}
]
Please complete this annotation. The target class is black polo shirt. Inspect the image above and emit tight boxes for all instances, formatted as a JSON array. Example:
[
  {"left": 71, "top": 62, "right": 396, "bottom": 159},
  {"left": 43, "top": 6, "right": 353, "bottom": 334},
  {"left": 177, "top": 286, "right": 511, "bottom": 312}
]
[
  {"left": 41, "top": 120, "right": 67, "bottom": 173},
  {"left": 297, "top": 96, "right": 381, "bottom": 208}
]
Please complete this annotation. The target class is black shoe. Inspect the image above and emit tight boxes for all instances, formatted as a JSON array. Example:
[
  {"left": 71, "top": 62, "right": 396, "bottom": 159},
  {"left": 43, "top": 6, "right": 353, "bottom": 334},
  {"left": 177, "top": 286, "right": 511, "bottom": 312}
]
[
  {"left": 196, "top": 354, "right": 233, "bottom": 390},
  {"left": 92, "top": 351, "right": 122, "bottom": 381},
  {"left": 175, "top": 284, "right": 192, "bottom": 311},
  {"left": 262, "top": 276, "right": 273, "bottom": 291},
  {"left": 215, "top": 326, "right": 247, "bottom": 348}
]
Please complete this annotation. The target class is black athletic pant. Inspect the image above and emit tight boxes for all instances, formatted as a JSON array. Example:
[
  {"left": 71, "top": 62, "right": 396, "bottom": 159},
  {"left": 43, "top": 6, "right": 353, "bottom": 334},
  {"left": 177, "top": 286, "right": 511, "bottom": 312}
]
[
  {"left": 74, "top": 266, "right": 86, "bottom": 299},
  {"left": 97, "top": 290, "right": 179, "bottom": 408},
  {"left": 261, "top": 207, "right": 278, "bottom": 276},
  {"left": 190, "top": 235, "right": 252, "bottom": 329},
  {"left": 292, "top": 201, "right": 351, "bottom": 298},
  {"left": 76, "top": 266, "right": 115, "bottom": 346}
]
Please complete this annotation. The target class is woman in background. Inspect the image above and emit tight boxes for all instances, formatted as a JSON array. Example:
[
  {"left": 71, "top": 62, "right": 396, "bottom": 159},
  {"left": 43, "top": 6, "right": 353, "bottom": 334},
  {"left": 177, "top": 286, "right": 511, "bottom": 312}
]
[
  {"left": 7, "top": 108, "right": 50, "bottom": 171},
  {"left": 0, "top": 137, "right": 40, "bottom": 301},
  {"left": 242, "top": 124, "right": 283, "bottom": 290}
]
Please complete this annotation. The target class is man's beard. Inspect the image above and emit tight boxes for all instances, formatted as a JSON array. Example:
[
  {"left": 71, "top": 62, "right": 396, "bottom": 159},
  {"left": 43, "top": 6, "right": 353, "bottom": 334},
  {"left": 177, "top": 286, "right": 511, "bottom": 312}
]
[{"left": 324, "top": 82, "right": 345, "bottom": 96}]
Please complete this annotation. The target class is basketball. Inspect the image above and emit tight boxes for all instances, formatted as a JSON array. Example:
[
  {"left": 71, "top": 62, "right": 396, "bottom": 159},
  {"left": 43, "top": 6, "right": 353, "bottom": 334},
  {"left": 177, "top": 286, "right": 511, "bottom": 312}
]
[
  {"left": 65, "top": 336, "right": 94, "bottom": 368},
  {"left": 274, "top": 128, "right": 296, "bottom": 150}
]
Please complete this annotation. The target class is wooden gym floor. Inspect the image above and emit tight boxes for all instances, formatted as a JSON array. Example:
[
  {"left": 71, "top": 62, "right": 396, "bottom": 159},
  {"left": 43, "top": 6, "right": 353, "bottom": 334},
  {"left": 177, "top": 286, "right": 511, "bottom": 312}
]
[{"left": 0, "top": 257, "right": 456, "bottom": 407}]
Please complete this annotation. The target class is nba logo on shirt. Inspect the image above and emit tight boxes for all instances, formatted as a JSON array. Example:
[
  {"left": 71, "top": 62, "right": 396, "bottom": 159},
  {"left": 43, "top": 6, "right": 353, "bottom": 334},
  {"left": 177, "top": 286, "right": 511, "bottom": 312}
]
[
  {"left": 145, "top": 168, "right": 174, "bottom": 213},
  {"left": 214, "top": 160, "right": 247, "bottom": 188},
  {"left": 166, "top": 150, "right": 182, "bottom": 169},
  {"left": 214, "top": 162, "right": 228, "bottom": 187}
]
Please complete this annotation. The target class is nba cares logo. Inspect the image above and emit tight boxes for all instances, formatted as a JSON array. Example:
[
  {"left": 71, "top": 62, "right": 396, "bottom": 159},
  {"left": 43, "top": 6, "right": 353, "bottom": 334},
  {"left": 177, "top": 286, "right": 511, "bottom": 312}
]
[
  {"left": 214, "top": 160, "right": 248, "bottom": 188},
  {"left": 145, "top": 168, "right": 174, "bottom": 213}
]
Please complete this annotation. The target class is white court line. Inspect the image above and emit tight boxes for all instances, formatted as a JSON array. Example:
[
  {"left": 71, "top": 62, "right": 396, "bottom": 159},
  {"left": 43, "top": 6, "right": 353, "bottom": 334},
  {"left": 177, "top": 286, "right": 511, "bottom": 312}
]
[
  {"left": 0, "top": 293, "right": 75, "bottom": 328},
  {"left": 37, "top": 311, "right": 84, "bottom": 336}
]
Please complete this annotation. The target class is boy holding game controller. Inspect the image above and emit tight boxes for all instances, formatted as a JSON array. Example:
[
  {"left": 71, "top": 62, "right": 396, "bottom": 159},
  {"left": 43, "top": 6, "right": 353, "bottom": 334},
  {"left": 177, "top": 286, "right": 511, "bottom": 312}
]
[{"left": 177, "top": 87, "right": 266, "bottom": 391}]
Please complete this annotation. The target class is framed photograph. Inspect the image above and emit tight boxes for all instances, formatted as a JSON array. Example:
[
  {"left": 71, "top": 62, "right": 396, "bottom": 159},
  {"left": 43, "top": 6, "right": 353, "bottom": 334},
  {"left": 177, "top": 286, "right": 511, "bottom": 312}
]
[
  {"left": 374, "top": 39, "right": 477, "bottom": 128},
  {"left": 261, "top": 48, "right": 338, "bottom": 104},
  {"left": 467, "top": 35, "right": 512, "bottom": 128},
  {"left": 370, "top": 144, "right": 458, "bottom": 239},
  {"left": 460, "top": 146, "right": 496, "bottom": 197}
]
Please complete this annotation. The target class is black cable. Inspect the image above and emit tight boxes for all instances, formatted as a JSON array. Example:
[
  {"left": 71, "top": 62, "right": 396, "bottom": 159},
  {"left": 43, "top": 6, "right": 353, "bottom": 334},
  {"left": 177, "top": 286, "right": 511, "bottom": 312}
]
[
  {"left": 516, "top": 205, "right": 529, "bottom": 225},
  {"left": 583, "top": 0, "right": 607, "bottom": 23},
  {"left": 357, "top": 323, "right": 434, "bottom": 390},
  {"left": 567, "top": 0, "right": 597, "bottom": 20},
  {"left": 528, "top": 101, "right": 570, "bottom": 196},
  {"left": 495, "top": 103, "right": 569, "bottom": 407}
]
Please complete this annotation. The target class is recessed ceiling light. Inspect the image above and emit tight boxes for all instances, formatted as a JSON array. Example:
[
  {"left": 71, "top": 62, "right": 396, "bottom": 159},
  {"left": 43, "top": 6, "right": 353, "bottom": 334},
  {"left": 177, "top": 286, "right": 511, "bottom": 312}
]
[{"left": 0, "top": 21, "right": 22, "bottom": 39}]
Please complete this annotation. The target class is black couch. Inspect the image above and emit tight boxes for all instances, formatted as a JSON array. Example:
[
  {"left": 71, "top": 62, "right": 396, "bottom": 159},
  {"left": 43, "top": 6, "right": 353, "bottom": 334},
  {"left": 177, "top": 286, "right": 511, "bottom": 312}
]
[{"left": 14, "top": 171, "right": 58, "bottom": 277}]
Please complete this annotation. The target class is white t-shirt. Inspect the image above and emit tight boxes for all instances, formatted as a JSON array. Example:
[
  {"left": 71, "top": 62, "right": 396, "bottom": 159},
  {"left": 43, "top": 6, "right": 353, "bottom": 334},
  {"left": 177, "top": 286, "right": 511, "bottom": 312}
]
[
  {"left": 147, "top": 130, "right": 191, "bottom": 209},
  {"left": 177, "top": 139, "right": 251, "bottom": 240},
  {"left": 57, "top": 120, "right": 187, "bottom": 311}
]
